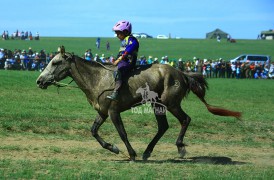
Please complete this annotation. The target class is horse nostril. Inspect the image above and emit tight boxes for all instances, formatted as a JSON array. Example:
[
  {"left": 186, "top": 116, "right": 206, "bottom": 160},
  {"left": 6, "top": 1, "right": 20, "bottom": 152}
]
[{"left": 36, "top": 80, "right": 41, "bottom": 85}]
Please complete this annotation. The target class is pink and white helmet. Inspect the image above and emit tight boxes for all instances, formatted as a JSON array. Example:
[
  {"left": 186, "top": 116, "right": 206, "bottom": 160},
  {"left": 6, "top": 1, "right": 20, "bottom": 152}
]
[{"left": 112, "top": 20, "right": 132, "bottom": 34}]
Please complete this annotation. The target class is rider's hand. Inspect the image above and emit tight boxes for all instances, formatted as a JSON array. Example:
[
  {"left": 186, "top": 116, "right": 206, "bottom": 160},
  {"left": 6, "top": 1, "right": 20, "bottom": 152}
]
[{"left": 113, "top": 57, "right": 122, "bottom": 65}]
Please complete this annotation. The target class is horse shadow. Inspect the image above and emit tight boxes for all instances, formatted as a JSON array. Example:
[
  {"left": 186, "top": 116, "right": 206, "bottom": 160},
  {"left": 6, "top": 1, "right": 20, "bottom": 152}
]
[{"left": 113, "top": 156, "right": 247, "bottom": 165}]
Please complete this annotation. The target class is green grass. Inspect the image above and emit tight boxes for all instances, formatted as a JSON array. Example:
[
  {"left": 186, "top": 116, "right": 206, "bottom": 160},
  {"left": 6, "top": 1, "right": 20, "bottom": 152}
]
[
  {"left": 1, "top": 159, "right": 273, "bottom": 179},
  {"left": 0, "top": 38, "right": 274, "bottom": 179},
  {"left": 0, "top": 70, "right": 273, "bottom": 179},
  {"left": 1, "top": 37, "right": 274, "bottom": 61}
]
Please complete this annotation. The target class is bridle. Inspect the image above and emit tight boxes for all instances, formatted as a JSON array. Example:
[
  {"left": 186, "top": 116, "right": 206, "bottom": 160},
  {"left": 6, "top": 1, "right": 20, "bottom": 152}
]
[
  {"left": 50, "top": 53, "right": 116, "bottom": 103},
  {"left": 46, "top": 53, "right": 79, "bottom": 89}
]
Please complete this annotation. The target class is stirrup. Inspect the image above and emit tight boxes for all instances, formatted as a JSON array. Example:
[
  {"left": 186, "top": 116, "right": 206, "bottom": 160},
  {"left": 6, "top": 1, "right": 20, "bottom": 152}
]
[{"left": 106, "top": 91, "right": 118, "bottom": 101}]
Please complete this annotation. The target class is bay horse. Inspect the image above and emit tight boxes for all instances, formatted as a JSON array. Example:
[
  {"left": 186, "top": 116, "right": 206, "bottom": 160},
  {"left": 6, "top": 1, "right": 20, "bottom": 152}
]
[{"left": 36, "top": 46, "right": 241, "bottom": 161}]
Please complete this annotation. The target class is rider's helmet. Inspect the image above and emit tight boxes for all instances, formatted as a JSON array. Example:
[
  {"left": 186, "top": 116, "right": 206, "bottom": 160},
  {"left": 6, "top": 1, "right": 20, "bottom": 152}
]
[{"left": 112, "top": 20, "right": 132, "bottom": 35}]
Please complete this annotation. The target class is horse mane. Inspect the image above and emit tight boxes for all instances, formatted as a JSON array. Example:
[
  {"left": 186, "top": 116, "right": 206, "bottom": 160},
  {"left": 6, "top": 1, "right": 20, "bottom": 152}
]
[
  {"left": 73, "top": 55, "right": 154, "bottom": 74},
  {"left": 74, "top": 56, "right": 116, "bottom": 70}
]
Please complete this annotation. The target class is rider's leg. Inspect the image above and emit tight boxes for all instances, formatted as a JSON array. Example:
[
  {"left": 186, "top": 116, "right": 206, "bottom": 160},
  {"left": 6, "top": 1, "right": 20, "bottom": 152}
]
[{"left": 107, "top": 70, "right": 122, "bottom": 101}]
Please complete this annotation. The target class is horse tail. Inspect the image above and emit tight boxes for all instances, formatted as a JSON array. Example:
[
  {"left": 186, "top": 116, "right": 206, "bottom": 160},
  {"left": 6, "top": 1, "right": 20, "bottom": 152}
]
[{"left": 184, "top": 72, "right": 241, "bottom": 119}]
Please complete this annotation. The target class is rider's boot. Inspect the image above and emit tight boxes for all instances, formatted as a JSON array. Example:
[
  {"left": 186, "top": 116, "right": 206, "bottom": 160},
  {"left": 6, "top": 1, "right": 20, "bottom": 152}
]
[
  {"left": 107, "top": 79, "right": 122, "bottom": 101},
  {"left": 107, "top": 91, "right": 118, "bottom": 101}
]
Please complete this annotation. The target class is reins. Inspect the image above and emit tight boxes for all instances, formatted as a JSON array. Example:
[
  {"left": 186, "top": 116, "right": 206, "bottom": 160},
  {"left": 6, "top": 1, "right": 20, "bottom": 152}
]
[
  {"left": 93, "top": 60, "right": 115, "bottom": 71},
  {"left": 53, "top": 79, "right": 79, "bottom": 89},
  {"left": 53, "top": 55, "right": 116, "bottom": 99}
]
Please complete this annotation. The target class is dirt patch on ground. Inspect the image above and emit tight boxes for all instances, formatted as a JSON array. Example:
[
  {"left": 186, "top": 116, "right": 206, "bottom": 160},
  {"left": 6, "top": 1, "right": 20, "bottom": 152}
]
[{"left": 0, "top": 135, "right": 273, "bottom": 166}]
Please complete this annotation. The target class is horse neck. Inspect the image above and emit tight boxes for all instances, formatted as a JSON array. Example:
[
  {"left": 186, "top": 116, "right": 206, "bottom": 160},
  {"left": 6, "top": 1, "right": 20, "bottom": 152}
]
[
  {"left": 70, "top": 57, "right": 99, "bottom": 88},
  {"left": 70, "top": 58, "right": 113, "bottom": 100}
]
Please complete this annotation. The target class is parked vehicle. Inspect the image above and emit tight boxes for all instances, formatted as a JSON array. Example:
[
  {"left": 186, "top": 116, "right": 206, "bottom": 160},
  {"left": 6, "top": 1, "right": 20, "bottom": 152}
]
[
  {"left": 140, "top": 33, "right": 153, "bottom": 38},
  {"left": 132, "top": 33, "right": 153, "bottom": 38},
  {"left": 156, "top": 35, "right": 169, "bottom": 39},
  {"left": 132, "top": 33, "right": 141, "bottom": 38},
  {"left": 230, "top": 54, "right": 271, "bottom": 66}
]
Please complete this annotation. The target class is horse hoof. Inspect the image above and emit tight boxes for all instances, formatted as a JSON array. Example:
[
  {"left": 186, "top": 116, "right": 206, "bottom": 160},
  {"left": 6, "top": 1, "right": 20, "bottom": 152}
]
[
  {"left": 112, "top": 145, "right": 120, "bottom": 154},
  {"left": 178, "top": 146, "right": 187, "bottom": 158},
  {"left": 142, "top": 153, "right": 151, "bottom": 161}
]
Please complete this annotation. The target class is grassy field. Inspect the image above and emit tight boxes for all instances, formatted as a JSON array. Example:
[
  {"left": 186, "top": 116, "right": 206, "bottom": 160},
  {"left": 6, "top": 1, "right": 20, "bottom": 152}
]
[
  {"left": 1, "top": 37, "right": 274, "bottom": 61},
  {"left": 0, "top": 38, "right": 274, "bottom": 179}
]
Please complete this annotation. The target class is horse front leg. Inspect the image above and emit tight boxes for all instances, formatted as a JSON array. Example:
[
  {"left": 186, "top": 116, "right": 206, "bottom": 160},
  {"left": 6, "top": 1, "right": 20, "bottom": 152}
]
[
  {"left": 91, "top": 112, "right": 119, "bottom": 154},
  {"left": 109, "top": 110, "right": 137, "bottom": 161}
]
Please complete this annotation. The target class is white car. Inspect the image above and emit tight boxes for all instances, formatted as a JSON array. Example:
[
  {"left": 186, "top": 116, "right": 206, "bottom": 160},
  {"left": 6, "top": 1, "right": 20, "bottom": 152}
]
[
  {"left": 132, "top": 33, "right": 153, "bottom": 38},
  {"left": 156, "top": 35, "right": 169, "bottom": 39},
  {"left": 132, "top": 33, "right": 141, "bottom": 38},
  {"left": 140, "top": 33, "right": 153, "bottom": 38}
]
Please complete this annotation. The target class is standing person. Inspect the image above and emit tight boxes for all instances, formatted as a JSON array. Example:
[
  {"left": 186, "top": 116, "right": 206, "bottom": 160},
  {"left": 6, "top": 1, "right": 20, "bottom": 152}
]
[
  {"left": 15, "top": 30, "right": 19, "bottom": 38},
  {"left": 268, "top": 62, "right": 274, "bottom": 78},
  {"left": 217, "top": 34, "right": 221, "bottom": 42},
  {"left": 20, "top": 50, "right": 29, "bottom": 70},
  {"left": 84, "top": 49, "right": 93, "bottom": 61},
  {"left": 147, "top": 56, "right": 153, "bottom": 64},
  {"left": 29, "top": 31, "right": 33, "bottom": 40},
  {"left": 202, "top": 63, "right": 207, "bottom": 78},
  {"left": 249, "top": 62, "right": 255, "bottom": 79},
  {"left": 217, "top": 59, "right": 222, "bottom": 78},
  {"left": 241, "top": 62, "right": 248, "bottom": 78},
  {"left": 231, "top": 62, "right": 236, "bottom": 78},
  {"left": 215, "top": 60, "right": 221, "bottom": 78},
  {"left": 96, "top": 37, "right": 101, "bottom": 49},
  {"left": 205, "top": 60, "right": 211, "bottom": 78},
  {"left": 245, "top": 62, "right": 251, "bottom": 79},
  {"left": 219, "top": 59, "right": 226, "bottom": 78},
  {"left": 35, "top": 32, "right": 39, "bottom": 40},
  {"left": 140, "top": 56, "right": 147, "bottom": 65},
  {"left": 255, "top": 62, "right": 263, "bottom": 78},
  {"left": 106, "top": 20, "right": 139, "bottom": 101},
  {"left": 226, "top": 61, "right": 232, "bottom": 78},
  {"left": 236, "top": 65, "right": 241, "bottom": 79},
  {"left": 21, "top": 31, "right": 25, "bottom": 40},
  {"left": 197, "top": 59, "right": 203, "bottom": 74},
  {"left": 177, "top": 58, "right": 184, "bottom": 72},
  {"left": 211, "top": 60, "right": 217, "bottom": 78},
  {"left": 227, "top": 34, "right": 231, "bottom": 42},
  {"left": 106, "top": 41, "right": 110, "bottom": 51}
]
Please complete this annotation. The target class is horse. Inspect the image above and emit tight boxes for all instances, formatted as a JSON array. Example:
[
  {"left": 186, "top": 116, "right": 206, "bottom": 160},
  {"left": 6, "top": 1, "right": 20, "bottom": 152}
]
[{"left": 36, "top": 46, "right": 241, "bottom": 161}]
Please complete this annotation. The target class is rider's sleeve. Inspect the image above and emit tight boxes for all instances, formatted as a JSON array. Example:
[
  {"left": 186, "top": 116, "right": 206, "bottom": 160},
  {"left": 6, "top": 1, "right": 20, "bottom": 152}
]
[{"left": 121, "top": 37, "right": 139, "bottom": 60}]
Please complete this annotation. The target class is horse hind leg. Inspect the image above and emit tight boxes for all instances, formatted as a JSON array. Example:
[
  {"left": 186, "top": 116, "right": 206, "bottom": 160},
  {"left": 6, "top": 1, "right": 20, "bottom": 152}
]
[
  {"left": 168, "top": 105, "right": 191, "bottom": 158},
  {"left": 143, "top": 103, "right": 169, "bottom": 160}
]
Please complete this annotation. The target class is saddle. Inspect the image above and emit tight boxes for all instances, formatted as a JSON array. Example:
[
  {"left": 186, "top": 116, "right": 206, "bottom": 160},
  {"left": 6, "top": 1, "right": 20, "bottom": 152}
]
[{"left": 113, "top": 64, "right": 153, "bottom": 81}]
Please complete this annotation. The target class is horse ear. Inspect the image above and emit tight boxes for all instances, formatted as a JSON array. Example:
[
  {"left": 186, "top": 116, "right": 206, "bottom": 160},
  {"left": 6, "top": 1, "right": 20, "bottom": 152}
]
[{"left": 57, "top": 46, "right": 65, "bottom": 55}]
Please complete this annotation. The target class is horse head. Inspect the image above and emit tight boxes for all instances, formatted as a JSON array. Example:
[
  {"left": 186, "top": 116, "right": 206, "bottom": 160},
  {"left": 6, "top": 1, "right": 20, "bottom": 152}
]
[{"left": 36, "top": 46, "right": 73, "bottom": 89}]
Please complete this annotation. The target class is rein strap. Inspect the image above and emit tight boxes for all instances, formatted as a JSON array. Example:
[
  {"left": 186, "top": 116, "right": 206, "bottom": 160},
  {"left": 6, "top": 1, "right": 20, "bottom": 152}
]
[{"left": 54, "top": 79, "right": 79, "bottom": 88}]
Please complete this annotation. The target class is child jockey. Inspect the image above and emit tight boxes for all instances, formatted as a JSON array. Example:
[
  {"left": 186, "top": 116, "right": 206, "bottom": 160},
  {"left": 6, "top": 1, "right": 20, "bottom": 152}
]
[{"left": 107, "top": 20, "right": 139, "bottom": 101}]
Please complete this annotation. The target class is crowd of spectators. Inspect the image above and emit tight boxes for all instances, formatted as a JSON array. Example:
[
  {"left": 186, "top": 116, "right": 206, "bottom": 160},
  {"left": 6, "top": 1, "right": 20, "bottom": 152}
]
[
  {"left": 2, "top": 30, "right": 39, "bottom": 40},
  {"left": 134, "top": 56, "right": 273, "bottom": 79},
  {"left": 0, "top": 47, "right": 55, "bottom": 71},
  {"left": 1, "top": 47, "right": 273, "bottom": 79}
]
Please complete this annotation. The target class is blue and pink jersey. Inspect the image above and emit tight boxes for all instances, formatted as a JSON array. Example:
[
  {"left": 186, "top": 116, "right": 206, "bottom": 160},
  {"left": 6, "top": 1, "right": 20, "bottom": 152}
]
[{"left": 117, "top": 35, "right": 139, "bottom": 69}]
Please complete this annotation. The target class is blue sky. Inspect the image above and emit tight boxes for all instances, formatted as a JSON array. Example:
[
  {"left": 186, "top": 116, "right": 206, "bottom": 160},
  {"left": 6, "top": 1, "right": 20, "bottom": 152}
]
[{"left": 1, "top": 0, "right": 273, "bottom": 39}]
